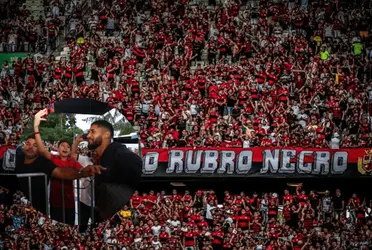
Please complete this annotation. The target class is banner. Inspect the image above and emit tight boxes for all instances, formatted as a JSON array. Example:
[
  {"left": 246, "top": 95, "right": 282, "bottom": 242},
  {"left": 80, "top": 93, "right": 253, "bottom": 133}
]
[{"left": 142, "top": 148, "right": 372, "bottom": 177}]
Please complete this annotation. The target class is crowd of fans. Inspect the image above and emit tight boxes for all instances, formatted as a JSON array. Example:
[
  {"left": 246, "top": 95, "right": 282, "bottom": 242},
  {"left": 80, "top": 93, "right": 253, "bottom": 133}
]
[
  {"left": 0, "top": 0, "right": 88, "bottom": 54},
  {"left": 2, "top": 1, "right": 372, "bottom": 249},
  {"left": 1, "top": 184, "right": 372, "bottom": 249},
  {"left": 1, "top": 0, "right": 372, "bottom": 148}
]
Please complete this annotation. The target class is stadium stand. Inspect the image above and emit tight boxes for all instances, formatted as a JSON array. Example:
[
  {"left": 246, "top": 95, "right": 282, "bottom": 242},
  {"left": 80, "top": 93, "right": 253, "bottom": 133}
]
[{"left": 1, "top": 185, "right": 372, "bottom": 249}]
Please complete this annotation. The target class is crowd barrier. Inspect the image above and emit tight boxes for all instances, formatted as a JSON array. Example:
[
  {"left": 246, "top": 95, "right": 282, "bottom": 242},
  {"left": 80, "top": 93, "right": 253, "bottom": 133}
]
[{"left": 0, "top": 173, "right": 96, "bottom": 225}]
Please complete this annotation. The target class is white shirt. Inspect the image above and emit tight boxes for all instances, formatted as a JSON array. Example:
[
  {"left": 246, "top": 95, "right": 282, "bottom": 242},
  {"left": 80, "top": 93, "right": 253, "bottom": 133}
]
[
  {"left": 262, "top": 125, "right": 270, "bottom": 133},
  {"left": 243, "top": 140, "right": 250, "bottom": 148},
  {"left": 141, "top": 100, "right": 152, "bottom": 113},
  {"left": 297, "top": 113, "right": 308, "bottom": 127},
  {"left": 225, "top": 216, "right": 233, "bottom": 226},
  {"left": 89, "top": 20, "right": 98, "bottom": 30},
  {"left": 292, "top": 105, "right": 300, "bottom": 115},
  {"left": 107, "top": 238, "right": 118, "bottom": 244},
  {"left": 69, "top": 19, "right": 79, "bottom": 31},
  {"left": 151, "top": 240, "right": 162, "bottom": 249},
  {"left": 167, "top": 219, "right": 181, "bottom": 227},
  {"left": 151, "top": 225, "right": 161, "bottom": 236},
  {"left": 190, "top": 104, "right": 198, "bottom": 115},
  {"left": 324, "top": 25, "right": 333, "bottom": 37},
  {"left": 329, "top": 137, "right": 340, "bottom": 149},
  {"left": 76, "top": 155, "right": 94, "bottom": 206},
  {"left": 8, "top": 34, "right": 16, "bottom": 43},
  {"left": 136, "top": 15, "right": 144, "bottom": 25},
  {"left": 205, "top": 204, "right": 215, "bottom": 220},
  {"left": 104, "top": 228, "right": 112, "bottom": 242},
  {"left": 107, "top": 18, "right": 115, "bottom": 30},
  {"left": 124, "top": 48, "right": 132, "bottom": 59},
  {"left": 256, "top": 244, "right": 263, "bottom": 250},
  {"left": 38, "top": 216, "right": 46, "bottom": 226}
]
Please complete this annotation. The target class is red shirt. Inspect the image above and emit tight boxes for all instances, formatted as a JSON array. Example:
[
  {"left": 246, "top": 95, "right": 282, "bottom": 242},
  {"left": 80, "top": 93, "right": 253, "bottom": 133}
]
[
  {"left": 297, "top": 194, "right": 308, "bottom": 206},
  {"left": 159, "top": 232, "right": 170, "bottom": 242},
  {"left": 49, "top": 155, "right": 82, "bottom": 208},
  {"left": 131, "top": 194, "right": 143, "bottom": 208},
  {"left": 184, "top": 232, "right": 195, "bottom": 246},
  {"left": 237, "top": 215, "right": 250, "bottom": 228},
  {"left": 283, "top": 194, "right": 293, "bottom": 204},
  {"left": 144, "top": 194, "right": 157, "bottom": 209},
  {"left": 212, "top": 231, "right": 224, "bottom": 245}
]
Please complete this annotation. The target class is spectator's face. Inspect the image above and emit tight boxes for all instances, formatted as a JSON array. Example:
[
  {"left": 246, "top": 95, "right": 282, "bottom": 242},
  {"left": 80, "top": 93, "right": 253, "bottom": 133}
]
[
  {"left": 23, "top": 138, "right": 39, "bottom": 159},
  {"left": 58, "top": 142, "right": 71, "bottom": 157}
]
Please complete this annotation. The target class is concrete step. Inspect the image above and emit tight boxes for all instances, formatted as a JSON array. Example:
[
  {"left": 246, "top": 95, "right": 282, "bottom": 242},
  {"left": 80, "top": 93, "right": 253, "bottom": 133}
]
[
  {"left": 32, "top": 14, "right": 45, "bottom": 19},
  {"left": 27, "top": 6, "right": 44, "bottom": 11},
  {"left": 60, "top": 51, "right": 69, "bottom": 57},
  {"left": 30, "top": 9, "right": 44, "bottom": 14},
  {"left": 26, "top": 0, "right": 43, "bottom": 5}
]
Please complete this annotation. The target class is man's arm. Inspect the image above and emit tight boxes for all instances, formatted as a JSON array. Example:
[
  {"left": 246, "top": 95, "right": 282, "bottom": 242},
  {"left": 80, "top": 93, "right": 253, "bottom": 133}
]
[
  {"left": 39, "top": 158, "right": 105, "bottom": 180},
  {"left": 52, "top": 165, "right": 106, "bottom": 180}
]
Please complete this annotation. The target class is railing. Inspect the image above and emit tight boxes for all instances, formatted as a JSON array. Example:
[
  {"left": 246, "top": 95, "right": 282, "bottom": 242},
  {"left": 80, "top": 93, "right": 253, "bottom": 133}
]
[{"left": 0, "top": 173, "right": 95, "bottom": 225}]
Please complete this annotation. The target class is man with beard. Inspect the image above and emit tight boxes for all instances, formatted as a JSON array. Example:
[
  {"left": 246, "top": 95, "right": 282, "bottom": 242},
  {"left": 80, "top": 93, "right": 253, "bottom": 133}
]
[
  {"left": 85, "top": 120, "right": 142, "bottom": 223},
  {"left": 14, "top": 135, "right": 105, "bottom": 216}
]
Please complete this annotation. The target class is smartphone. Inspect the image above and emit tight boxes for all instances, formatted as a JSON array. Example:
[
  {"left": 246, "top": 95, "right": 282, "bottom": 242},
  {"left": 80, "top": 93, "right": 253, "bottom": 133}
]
[
  {"left": 45, "top": 104, "right": 55, "bottom": 116},
  {"left": 82, "top": 133, "right": 88, "bottom": 140}
]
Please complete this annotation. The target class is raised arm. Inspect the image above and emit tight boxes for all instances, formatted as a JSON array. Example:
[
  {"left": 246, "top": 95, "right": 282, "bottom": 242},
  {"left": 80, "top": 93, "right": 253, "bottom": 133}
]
[
  {"left": 33, "top": 109, "right": 51, "bottom": 160},
  {"left": 71, "top": 134, "right": 84, "bottom": 160}
]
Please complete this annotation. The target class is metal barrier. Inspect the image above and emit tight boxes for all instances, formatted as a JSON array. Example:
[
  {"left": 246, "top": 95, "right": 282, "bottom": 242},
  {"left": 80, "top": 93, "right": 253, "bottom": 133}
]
[{"left": 0, "top": 173, "right": 95, "bottom": 225}]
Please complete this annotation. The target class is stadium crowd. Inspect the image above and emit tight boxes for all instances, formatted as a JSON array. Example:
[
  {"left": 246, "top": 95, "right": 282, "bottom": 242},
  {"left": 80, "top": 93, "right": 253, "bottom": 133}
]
[
  {"left": 1, "top": 184, "right": 372, "bottom": 249},
  {"left": 0, "top": 0, "right": 372, "bottom": 149},
  {"left": 2, "top": 0, "right": 372, "bottom": 249}
]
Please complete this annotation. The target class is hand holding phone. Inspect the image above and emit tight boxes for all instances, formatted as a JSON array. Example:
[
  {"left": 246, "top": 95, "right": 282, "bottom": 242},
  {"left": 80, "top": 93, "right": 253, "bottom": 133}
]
[
  {"left": 45, "top": 104, "right": 55, "bottom": 116},
  {"left": 76, "top": 133, "right": 88, "bottom": 142},
  {"left": 34, "top": 109, "right": 48, "bottom": 128},
  {"left": 82, "top": 133, "right": 88, "bottom": 140}
]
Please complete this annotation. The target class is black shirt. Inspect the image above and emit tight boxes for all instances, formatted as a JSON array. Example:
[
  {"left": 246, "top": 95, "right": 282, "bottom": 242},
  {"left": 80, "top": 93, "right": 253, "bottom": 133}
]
[
  {"left": 91, "top": 69, "right": 99, "bottom": 81},
  {"left": 333, "top": 195, "right": 344, "bottom": 210},
  {"left": 15, "top": 149, "right": 56, "bottom": 215},
  {"left": 94, "top": 142, "right": 142, "bottom": 221}
]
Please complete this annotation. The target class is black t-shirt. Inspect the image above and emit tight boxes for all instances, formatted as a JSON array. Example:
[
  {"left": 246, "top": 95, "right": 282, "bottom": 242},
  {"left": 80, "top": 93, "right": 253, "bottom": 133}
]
[
  {"left": 91, "top": 69, "right": 99, "bottom": 81},
  {"left": 333, "top": 195, "right": 344, "bottom": 210},
  {"left": 227, "top": 95, "right": 236, "bottom": 107},
  {"left": 15, "top": 150, "right": 56, "bottom": 215},
  {"left": 94, "top": 142, "right": 142, "bottom": 222}
]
